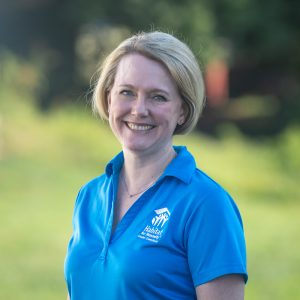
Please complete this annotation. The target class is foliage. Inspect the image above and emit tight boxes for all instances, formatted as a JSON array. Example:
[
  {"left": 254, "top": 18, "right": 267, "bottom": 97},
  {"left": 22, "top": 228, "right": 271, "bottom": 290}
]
[
  {"left": 210, "top": 0, "right": 300, "bottom": 71},
  {"left": 1, "top": 0, "right": 299, "bottom": 135}
]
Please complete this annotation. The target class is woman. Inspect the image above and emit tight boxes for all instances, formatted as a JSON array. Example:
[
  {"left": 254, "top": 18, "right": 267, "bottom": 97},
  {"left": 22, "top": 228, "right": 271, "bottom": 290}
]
[{"left": 64, "top": 31, "right": 247, "bottom": 299}]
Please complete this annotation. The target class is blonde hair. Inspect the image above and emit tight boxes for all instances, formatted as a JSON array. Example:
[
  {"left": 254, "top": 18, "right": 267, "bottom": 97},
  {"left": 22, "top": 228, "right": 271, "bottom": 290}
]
[{"left": 92, "top": 31, "right": 205, "bottom": 134}]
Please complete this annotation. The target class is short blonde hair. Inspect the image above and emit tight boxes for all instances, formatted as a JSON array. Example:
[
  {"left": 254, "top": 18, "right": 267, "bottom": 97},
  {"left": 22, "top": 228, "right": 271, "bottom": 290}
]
[{"left": 92, "top": 31, "right": 205, "bottom": 134}]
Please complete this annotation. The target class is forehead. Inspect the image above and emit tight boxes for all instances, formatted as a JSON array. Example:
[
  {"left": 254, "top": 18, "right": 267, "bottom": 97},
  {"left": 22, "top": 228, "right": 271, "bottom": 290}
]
[{"left": 113, "top": 53, "right": 177, "bottom": 91}]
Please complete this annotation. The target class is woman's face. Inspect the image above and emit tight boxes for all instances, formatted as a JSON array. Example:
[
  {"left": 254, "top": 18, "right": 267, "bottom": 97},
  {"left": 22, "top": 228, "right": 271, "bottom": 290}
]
[{"left": 108, "top": 53, "right": 186, "bottom": 155}]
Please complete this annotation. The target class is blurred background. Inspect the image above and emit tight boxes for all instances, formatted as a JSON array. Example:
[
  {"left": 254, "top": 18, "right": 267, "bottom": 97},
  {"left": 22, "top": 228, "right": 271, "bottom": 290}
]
[{"left": 0, "top": 0, "right": 299, "bottom": 299}]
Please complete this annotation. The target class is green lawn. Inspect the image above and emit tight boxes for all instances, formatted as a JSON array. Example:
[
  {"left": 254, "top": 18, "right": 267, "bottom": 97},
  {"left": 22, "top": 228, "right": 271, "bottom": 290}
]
[{"left": 1, "top": 69, "right": 300, "bottom": 299}]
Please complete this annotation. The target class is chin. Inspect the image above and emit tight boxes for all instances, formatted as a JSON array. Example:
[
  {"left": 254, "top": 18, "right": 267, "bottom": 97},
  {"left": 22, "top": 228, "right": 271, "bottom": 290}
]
[
  {"left": 123, "top": 143, "right": 150, "bottom": 153},
  {"left": 120, "top": 134, "right": 154, "bottom": 151}
]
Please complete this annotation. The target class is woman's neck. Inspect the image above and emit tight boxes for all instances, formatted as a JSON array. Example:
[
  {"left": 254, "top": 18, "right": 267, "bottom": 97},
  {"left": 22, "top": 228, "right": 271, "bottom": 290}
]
[{"left": 121, "top": 146, "right": 177, "bottom": 194}]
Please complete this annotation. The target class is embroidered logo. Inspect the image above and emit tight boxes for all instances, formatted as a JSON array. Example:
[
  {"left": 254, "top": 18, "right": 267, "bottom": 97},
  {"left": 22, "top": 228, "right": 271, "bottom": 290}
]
[{"left": 138, "top": 208, "right": 171, "bottom": 243}]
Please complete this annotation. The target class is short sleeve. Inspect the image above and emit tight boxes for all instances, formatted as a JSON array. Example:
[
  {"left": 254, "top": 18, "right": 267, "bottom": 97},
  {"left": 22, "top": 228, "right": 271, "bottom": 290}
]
[{"left": 185, "top": 187, "right": 248, "bottom": 286}]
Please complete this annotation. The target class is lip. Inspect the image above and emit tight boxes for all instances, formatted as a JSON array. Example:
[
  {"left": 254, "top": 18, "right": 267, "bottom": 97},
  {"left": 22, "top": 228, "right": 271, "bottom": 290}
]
[{"left": 125, "top": 121, "right": 156, "bottom": 131}]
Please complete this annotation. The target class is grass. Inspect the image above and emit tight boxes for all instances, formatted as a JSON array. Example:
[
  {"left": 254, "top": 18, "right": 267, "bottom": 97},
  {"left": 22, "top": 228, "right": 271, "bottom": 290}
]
[{"left": 1, "top": 57, "right": 300, "bottom": 299}]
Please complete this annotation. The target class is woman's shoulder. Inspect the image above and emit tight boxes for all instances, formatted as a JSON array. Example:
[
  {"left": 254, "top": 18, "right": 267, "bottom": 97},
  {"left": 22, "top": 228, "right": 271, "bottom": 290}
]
[
  {"left": 186, "top": 168, "right": 242, "bottom": 222},
  {"left": 76, "top": 173, "right": 108, "bottom": 197},
  {"left": 72, "top": 173, "right": 110, "bottom": 210},
  {"left": 82, "top": 173, "right": 106, "bottom": 188},
  {"left": 190, "top": 167, "right": 230, "bottom": 198},
  {"left": 173, "top": 146, "right": 231, "bottom": 197}
]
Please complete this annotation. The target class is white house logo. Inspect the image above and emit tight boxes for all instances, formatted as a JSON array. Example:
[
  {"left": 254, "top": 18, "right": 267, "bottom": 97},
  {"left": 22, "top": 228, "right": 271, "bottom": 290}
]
[
  {"left": 152, "top": 208, "right": 170, "bottom": 227},
  {"left": 138, "top": 208, "right": 171, "bottom": 243}
]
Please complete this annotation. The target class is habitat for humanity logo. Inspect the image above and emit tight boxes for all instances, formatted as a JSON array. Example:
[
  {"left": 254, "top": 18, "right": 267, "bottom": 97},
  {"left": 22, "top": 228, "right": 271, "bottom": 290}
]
[{"left": 138, "top": 208, "right": 171, "bottom": 243}]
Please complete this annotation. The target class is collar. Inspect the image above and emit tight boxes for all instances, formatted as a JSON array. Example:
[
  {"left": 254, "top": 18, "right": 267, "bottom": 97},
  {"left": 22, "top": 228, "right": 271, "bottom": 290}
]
[
  {"left": 163, "top": 146, "right": 196, "bottom": 184},
  {"left": 105, "top": 146, "right": 196, "bottom": 184},
  {"left": 105, "top": 151, "right": 124, "bottom": 177}
]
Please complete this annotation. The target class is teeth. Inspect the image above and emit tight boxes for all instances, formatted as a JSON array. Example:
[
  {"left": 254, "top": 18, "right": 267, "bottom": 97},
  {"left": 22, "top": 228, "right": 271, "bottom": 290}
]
[{"left": 127, "top": 122, "right": 154, "bottom": 131}]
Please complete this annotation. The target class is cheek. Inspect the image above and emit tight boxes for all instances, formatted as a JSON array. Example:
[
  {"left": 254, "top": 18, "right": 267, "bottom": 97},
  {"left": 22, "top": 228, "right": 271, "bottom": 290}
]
[
  {"left": 109, "top": 101, "right": 124, "bottom": 117},
  {"left": 162, "top": 105, "right": 182, "bottom": 122}
]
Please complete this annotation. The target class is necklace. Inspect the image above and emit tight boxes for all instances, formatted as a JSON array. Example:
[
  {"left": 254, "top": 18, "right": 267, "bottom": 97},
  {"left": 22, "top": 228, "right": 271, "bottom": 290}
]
[
  {"left": 121, "top": 174, "right": 160, "bottom": 198},
  {"left": 120, "top": 151, "right": 177, "bottom": 198}
]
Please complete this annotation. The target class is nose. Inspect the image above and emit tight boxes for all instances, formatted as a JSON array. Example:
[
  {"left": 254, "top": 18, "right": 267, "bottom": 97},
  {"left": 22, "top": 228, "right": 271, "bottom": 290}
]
[{"left": 131, "top": 95, "right": 149, "bottom": 116}]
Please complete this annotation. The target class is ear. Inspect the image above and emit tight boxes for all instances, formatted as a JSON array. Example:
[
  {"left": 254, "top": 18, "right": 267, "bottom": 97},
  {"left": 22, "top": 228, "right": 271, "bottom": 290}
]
[{"left": 178, "top": 103, "right": 188, "bottom": 125}]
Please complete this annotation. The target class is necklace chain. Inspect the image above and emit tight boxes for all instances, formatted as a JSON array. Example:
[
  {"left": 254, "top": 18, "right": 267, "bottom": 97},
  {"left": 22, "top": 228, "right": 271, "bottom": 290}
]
[
  {"left": 120, "top": 152, "right": 177, "bottom": 198},
  {"left": 121, "top": 174, "right": 160, "bottom": 198}
]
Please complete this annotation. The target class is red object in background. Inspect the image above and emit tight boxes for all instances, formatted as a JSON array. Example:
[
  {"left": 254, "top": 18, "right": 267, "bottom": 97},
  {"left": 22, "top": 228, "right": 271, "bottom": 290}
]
[{"left": 205, "top": 59, "right": 229, "bottom": 107}]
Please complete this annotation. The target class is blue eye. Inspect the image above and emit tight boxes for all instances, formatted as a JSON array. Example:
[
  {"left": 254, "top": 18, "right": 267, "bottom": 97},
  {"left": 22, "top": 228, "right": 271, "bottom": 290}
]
[
  {"left": 120, "top": 90, "right": 134, "bottom": 96},
  {"left": 153, "top": 95, "right": 167, "bottom": 102}
]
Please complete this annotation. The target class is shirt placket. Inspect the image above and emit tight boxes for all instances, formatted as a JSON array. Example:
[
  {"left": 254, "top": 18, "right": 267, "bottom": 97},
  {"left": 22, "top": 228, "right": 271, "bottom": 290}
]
[{"left": 100, "top": 174, "right": 164, "bottom": 260}]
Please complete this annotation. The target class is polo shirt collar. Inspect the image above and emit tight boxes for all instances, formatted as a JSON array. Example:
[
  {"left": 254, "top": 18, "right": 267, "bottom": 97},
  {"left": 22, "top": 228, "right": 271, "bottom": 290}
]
[
  {"left": 163, "top": 146, "right": 196, "bottom": 184},
  {"left": 105, "top": 151, "right": 124, "bottom": 177},
  {"left": 105, "top": 146, "right": 196, "bottom": 184}
]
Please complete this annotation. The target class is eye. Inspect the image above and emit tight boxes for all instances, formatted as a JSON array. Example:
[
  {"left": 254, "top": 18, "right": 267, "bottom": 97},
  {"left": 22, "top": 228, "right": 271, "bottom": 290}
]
[
  {"left": 120, "top": 90, "right": 134, "bottom": 96},
  {"left": 153, "top": 94, "right": 167, "bottom": 102}
]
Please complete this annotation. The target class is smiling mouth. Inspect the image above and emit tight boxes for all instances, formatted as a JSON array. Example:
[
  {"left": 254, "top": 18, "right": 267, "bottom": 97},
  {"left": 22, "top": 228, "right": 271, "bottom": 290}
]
[{"left": 126, "top": 122, "right": 155, "bottom": 131}]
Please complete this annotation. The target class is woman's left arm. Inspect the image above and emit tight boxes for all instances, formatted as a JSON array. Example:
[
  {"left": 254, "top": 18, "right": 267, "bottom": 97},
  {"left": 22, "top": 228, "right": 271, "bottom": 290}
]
[{"left": 196, "top": 274, "right": 245, "bottom": 300}]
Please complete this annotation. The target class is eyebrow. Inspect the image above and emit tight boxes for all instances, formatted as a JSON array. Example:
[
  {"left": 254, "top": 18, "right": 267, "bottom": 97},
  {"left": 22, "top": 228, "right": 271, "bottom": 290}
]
[{"left": 117, "top": 84, "right": 170, "bottom": 96}]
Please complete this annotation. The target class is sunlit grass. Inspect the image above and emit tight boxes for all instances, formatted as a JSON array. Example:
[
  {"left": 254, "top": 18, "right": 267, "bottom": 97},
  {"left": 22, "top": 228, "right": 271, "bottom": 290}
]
[{"left": 1, "top": 61, "right": 300, "bottom": 299}]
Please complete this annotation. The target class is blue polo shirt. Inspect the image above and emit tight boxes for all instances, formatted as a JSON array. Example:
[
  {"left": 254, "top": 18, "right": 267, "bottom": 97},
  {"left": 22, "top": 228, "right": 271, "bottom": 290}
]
[{"left": 64, "top": 146, "right": 247, "bottom": 299}]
